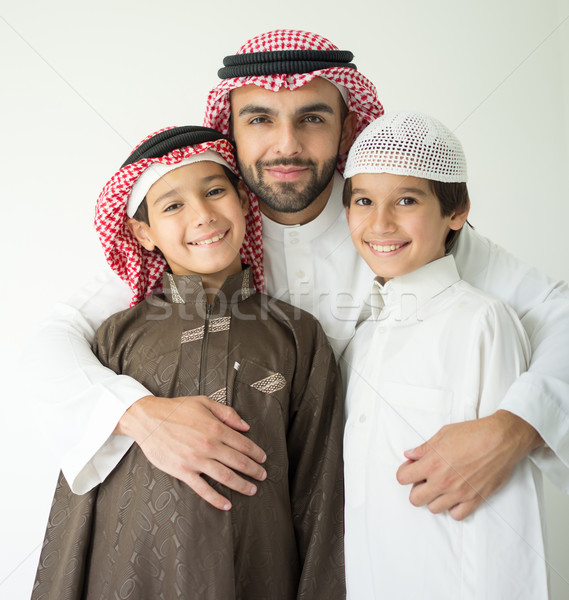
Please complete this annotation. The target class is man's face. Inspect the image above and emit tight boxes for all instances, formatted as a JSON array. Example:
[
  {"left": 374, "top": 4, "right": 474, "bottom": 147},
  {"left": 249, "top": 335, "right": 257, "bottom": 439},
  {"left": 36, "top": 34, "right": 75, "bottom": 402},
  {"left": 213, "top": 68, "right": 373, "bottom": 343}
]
[{"left": 231, "top": 78, "right": 353, "bottom": 217}]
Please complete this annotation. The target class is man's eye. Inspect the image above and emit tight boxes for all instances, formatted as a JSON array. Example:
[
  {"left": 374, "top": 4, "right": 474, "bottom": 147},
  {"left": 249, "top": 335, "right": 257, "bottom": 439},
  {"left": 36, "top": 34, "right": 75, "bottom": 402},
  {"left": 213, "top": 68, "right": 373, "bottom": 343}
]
[
  {"left": 397, "top": 197, "right": 416, "bottom": 206},
  {"left": 304, "top": 115, "right": 323, "bottom": 124},
  {"left": 249, "top": 116, "right": 269, "bottom": 125},
  {"left": 355, "top": 197, "right": 372, "bottom": 206}
]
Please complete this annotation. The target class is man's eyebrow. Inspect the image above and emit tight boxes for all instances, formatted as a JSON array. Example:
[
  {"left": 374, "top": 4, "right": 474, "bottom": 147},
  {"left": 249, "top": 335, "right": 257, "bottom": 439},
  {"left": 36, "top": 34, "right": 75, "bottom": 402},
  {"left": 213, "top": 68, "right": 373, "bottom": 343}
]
[
  {"left": 238, "top": 104, "right": 278, "bottom": 117},
  {"left": 294, "top": 102, "right": 335, "bottom": 116},
  {"left": 237, "top": 102, "right": 336, "bottom": 118}
]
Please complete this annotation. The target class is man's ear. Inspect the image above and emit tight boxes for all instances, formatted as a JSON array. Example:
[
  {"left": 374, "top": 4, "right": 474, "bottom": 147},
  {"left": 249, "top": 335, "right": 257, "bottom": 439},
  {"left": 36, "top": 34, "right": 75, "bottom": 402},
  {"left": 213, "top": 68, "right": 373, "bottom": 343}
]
[
  {"left": 237, "top": 181, "right": 250, "bottom": 216},
  {"left": 339, "top": 111, "right": 358, "bottom": 155},
  {"left": 126, "top": 218, "right": 156, "bottom": 251},
  {"left": 449, "top": 199, "right": 471, "bottom": 231}
]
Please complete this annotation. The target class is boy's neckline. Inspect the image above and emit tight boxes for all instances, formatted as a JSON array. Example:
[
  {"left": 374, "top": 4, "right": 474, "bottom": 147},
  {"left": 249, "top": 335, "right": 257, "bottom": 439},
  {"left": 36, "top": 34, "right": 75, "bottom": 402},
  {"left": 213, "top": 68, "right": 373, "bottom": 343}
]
[
  {"left": 370, "top": 255, "right": 460, "bottom": 318},
  {"left": 162, "top": 265, "right": 254, "bottom": 307}
]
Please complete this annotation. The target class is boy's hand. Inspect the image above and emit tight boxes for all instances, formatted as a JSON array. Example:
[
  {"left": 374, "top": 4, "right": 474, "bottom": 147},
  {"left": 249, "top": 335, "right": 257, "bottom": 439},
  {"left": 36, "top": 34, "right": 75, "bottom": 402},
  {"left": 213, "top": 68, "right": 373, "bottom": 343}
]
[
  {"left": 114, "top": 395, "right": 267, "bottom": 511},
  {"left": 395, "top": 410, "right": 543, "bottom": 521}
]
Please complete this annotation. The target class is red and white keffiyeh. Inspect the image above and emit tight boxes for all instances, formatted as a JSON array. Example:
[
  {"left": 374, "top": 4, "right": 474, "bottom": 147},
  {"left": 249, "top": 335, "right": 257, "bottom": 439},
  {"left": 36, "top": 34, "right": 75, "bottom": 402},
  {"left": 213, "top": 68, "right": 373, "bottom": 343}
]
[
  {"left": 94, "top": 130, "right": 261, "bottom": 305},
  {"left": 204, "top": 29, "right": 384, "bottom": 164},
  {"left": 203, "top": 29, "right": 385, "bottom": 288}
]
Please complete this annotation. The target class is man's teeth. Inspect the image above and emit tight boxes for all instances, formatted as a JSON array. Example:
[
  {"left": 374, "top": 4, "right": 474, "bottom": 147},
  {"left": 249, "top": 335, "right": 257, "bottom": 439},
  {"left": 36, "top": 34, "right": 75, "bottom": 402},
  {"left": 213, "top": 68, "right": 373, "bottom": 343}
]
[
  {"left": 368, "top": 242, "right": 403, "bottom": 253},
  {"left": 191, "top": 232, "right": 226, "bottom": 245}
]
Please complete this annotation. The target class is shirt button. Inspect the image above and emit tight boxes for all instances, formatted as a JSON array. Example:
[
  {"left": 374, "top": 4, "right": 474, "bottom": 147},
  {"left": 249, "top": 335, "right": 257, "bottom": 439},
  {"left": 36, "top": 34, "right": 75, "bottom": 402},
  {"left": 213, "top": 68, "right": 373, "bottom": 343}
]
[
  {"left": 289, "top": 230, "right": 299, "bottom": 237},
  {"left": 359, "top": 414, "right": 367, "bottom": 423},
  {"left": 290, "top": 238, "right": 299, "bottom": 245},
  {"left": 296, "top": 270, "right": 305, "bottom": 279}
]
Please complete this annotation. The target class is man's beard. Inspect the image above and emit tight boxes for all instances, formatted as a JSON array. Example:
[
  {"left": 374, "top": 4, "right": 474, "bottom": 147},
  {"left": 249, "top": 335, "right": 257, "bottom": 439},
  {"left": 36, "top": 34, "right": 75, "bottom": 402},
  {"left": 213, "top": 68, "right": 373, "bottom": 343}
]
[{"left": 238, "top": 155, "right": 338, "bottom": 213}]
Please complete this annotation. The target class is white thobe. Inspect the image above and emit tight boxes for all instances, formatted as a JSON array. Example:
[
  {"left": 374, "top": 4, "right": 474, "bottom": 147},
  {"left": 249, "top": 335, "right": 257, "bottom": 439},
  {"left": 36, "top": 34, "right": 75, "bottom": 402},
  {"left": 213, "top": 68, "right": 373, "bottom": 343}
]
[
  {"left": 28, "top": 171, "right": 569, "bottom": 493},
  {"left": 342, "top": 255, "right": 562, "bottom": 599},
  {"left": 261, "top": 172, "right": 374, "bottom": 354}
]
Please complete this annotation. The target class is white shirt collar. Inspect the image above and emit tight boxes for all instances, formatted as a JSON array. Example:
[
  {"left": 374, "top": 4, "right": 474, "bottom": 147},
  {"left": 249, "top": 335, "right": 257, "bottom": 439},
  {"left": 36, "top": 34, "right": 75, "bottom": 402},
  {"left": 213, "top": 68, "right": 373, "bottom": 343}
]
[
  {"left": 370, "top": 255, "right": 461, "bottom": 319},
  {"left": 261, "top": 171, "right": 344, "bottom": 242}
]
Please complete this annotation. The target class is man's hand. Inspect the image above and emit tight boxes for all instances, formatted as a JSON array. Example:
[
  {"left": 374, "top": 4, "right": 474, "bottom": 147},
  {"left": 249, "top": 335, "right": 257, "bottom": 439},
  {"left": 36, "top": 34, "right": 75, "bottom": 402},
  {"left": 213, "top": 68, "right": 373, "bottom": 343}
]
[
  {"left": 115, "top": 395, "right": 267, "bottom": 511},
  {"left": 396, "top": 410, "right": 543, "bottom": 521}
]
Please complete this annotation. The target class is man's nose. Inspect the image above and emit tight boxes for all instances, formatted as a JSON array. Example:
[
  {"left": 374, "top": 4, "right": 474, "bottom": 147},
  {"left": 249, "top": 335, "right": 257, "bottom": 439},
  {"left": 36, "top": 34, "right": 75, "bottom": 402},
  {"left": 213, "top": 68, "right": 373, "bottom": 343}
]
[{"left": 273, "top": 121, "right": 302, "bottom": 156}]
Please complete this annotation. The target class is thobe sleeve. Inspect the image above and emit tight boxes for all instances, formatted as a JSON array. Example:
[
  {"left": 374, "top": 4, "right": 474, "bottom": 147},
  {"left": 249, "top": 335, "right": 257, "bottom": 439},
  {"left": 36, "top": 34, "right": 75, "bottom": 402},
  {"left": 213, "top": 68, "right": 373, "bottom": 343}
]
[
  {"left": 26, "top": 269, "right": 149, "bottom": 494},
  {"left": 287, "top": 325, "right": 346, "bottom": 600},
  {"left": 455, "top": 225, "right": 569, "bottom": 483}
]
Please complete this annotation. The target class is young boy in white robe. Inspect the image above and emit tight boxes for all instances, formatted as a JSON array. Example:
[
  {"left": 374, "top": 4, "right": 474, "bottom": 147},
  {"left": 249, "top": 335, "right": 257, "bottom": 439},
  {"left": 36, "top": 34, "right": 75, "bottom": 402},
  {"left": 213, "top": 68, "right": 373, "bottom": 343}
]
[{"left": 341, "top": 111, "right": 564, "bottom": 599}]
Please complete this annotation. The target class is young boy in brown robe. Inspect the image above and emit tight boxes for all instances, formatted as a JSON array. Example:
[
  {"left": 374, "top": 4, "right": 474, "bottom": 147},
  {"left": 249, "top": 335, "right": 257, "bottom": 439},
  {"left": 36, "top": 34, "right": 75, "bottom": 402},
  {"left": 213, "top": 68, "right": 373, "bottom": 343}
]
[{"left": 32, "top": 126, "right": 345, "bottom": 600}]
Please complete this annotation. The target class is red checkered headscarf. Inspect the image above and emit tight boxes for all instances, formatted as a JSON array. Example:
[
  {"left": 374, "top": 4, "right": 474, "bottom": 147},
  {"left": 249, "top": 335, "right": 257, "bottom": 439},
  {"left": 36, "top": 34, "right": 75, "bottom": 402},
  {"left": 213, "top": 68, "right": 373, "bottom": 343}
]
[
  {"left": 94, "top": 127, "right": 261, "bottom": 305},
  {"left": 204, "top": 29, "right": 384, "bottom": 288}
]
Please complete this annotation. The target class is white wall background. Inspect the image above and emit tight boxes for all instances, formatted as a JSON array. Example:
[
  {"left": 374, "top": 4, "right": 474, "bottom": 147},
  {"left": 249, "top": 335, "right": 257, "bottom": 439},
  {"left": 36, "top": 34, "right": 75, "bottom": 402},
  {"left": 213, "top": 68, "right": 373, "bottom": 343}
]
[{"left": 1, "top": 0, "right": 568, "bottom": 597}]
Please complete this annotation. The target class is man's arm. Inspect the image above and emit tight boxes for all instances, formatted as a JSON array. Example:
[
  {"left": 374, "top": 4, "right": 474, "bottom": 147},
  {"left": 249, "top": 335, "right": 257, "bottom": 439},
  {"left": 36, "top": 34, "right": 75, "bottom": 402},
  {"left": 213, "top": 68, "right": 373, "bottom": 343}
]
[
  {"left": 29, "top": 270, "right": 266, "bottom": 508},
  {"left": 397, "top": 227, "right": 569, "bottom": 519}
]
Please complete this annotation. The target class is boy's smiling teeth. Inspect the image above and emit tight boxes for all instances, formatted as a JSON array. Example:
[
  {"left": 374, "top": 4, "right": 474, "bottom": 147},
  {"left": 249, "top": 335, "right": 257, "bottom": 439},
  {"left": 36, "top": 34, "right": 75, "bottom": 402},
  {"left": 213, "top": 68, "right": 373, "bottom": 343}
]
[
  {"left": 189, "top": 231, "right": 227, "bottom": 246},
  {"left": 368, "top": 242, "right": 404, "bottom": 253}
]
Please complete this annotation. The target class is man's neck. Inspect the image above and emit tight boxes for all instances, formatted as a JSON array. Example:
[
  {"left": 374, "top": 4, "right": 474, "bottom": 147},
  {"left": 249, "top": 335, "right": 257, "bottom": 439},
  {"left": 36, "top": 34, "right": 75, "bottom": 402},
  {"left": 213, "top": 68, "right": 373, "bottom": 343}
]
[{"left": 259, "top": 177, "right": 335, "bottom": 226}]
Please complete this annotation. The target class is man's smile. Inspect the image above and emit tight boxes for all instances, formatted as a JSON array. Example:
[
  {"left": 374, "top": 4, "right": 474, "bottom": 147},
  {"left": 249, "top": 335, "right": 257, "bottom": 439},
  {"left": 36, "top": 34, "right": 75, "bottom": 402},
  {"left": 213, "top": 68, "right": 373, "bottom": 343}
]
[{"left": 264, "top": 166, "right": 309, "bottom": 181}]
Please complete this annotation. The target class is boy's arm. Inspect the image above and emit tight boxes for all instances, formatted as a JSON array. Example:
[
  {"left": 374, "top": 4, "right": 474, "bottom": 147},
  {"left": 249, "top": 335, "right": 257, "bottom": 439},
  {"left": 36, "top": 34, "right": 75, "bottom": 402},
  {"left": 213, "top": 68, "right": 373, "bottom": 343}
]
[
  {"left": 397, "top": 227, "right": 569, "bottom": 519},
  {"left": 288, "top": 326, "right": 346, "bottom": 599},
  {"left": 29, "top": 271, "right": 266, "bottom": 506}
]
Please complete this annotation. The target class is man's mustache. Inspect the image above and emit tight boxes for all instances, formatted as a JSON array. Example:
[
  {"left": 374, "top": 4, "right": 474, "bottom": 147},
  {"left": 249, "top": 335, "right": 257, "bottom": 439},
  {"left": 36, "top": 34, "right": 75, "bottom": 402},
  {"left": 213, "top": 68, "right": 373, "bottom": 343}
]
[{"left": 257, "top": 158, "right": 316, "bottom": 168}]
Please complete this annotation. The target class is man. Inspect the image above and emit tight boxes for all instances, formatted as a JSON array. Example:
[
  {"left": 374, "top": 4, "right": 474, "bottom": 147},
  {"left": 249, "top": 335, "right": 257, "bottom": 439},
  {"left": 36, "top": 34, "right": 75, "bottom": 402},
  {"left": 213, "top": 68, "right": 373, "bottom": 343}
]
[{"left": 33, "top": 29, "right": 569, "bottom": 520}]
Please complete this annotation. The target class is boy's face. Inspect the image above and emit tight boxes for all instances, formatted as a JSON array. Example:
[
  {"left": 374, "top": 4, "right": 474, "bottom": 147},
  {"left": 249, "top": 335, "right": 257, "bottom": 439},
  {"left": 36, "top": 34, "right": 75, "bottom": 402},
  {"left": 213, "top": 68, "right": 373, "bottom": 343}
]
[
  {"left": 345, "top": 173, "right": 467, "bottom": 282},
  {"left": 130, "top": 161, "right": 248, "bottom": 286}
]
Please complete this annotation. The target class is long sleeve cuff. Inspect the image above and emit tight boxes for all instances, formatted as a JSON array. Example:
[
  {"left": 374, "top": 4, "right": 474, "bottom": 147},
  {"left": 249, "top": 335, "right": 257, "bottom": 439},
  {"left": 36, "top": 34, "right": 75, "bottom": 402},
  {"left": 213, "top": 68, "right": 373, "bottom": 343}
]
[
  {"left": 60, "top": 375, "right": 149, "bottom": 494},
  {"left": 499, "top": 378, "right": 569, "bottom": 492}
]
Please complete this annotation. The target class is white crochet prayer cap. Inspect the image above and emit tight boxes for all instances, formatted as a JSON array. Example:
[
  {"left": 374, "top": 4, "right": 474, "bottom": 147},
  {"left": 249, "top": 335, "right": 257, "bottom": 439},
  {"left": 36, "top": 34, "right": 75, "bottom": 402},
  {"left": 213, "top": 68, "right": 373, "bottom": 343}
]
[
  {"left": 344, "top": 111, "right": 467, "bottom": 183},
  {"left": 126, "top": 150, "right": 232, "bottom": 217}
]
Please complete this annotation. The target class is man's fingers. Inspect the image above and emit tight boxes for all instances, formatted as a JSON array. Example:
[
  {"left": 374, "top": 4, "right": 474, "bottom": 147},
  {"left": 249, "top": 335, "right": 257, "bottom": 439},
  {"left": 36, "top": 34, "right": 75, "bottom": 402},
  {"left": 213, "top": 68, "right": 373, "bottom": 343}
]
[
  {"left": 448, "top": 498, "right": 482, "bottom": 521},
  {"left": 208, "top": 441, "right": 268, "bottom": 483},
  {"left": 407, "top": 480, "right": 437, "bottom": 508},
  {"left": 409, "top": 481, "right": 476, "bottom": 516},
  {"left": 202, "top": 458, "right": 264, "bottom": 496},
  {"left": 203, "top": 400, "right": 267, "bottom": 465},
  {"left": 184, "top": 473, "right": 233, "bottom": 512},
  {"left": 218, "top": 429, "right": 267, "bottom": 466},
  {"left": 209, "top": 401, "right": 251, "bottom": 432},
  {"left": 396, "top": 456, "right": 429, "bottom": 486},
  {"left": 125, "top": 394, "right": 270, "bottom": 509},
  {"left": 396, "top": 415, "right": 536, "bottom": 520},
  {"left": 405, "top": 466, "right": 486, "bottom": 517},
  {"left": 403, "top": 441, "right": 429, "bottom": 461}
]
